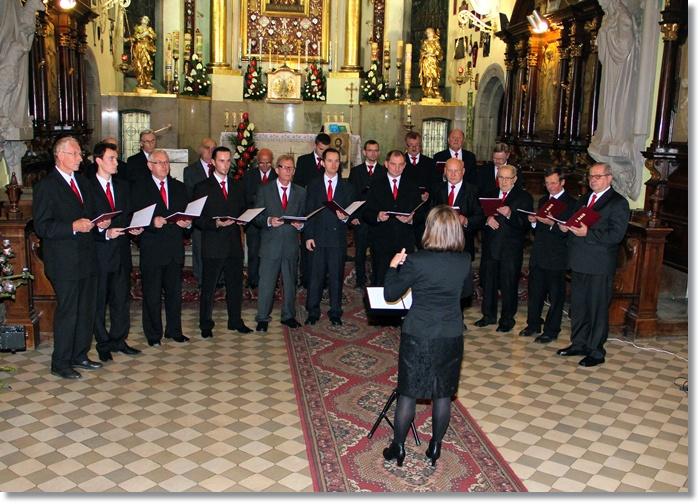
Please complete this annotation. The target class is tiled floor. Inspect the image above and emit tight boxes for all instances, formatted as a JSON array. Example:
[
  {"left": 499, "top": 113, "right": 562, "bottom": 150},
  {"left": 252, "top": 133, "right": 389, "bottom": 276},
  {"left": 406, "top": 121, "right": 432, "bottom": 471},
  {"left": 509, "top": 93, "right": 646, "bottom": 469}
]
[{"left": 0, "top": 298, "right": 688, "bottom": 492}]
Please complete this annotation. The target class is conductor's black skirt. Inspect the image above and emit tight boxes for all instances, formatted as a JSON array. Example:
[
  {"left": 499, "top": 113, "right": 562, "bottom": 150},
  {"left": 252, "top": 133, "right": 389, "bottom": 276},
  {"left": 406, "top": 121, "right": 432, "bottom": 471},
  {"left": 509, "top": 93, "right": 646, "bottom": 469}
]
[{"left": 396, "top": 332, "right": 464, "bottom": 399}]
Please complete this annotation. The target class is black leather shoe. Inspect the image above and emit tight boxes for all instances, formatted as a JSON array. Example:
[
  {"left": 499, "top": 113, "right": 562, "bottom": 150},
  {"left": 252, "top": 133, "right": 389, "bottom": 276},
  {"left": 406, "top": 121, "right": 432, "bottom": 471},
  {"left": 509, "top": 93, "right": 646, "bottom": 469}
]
[
  {"left": 201, "top": 330, "right": 213, "bottom": 339},
  {"left": 97, "top": 350, "right": 113, "bottom": 362},
  {"left": 579, "top": 355, "right": 605, "bottom": 367},
  {"left": 519, "top": 326, "right": 539, "bottom": 337},
  {"left": 496, "top": 324, "right": 514, "bottom": 333},
  {"left": 117, "top": 343, "right": 141, "bottom": 355},
  {"left": 305, "top": 316, "right": 319, "bottom": 326},
  {"left": 281, "top": 318, "right": 301, "bottom": 329},
  {"left": 51, "top": 367, "right": 81, "bottom": 379},
  {"left": 166, "top": 335, "right": 190, "bottom": 343},
  {"left": 148, "top": 340, "right": 161, "bottom": 347},
  {"left": 330, "top": 317, "right": 343, "bottom": 326},
  {"left": 535, "top": 334, "right": 557, "bottom": 344},
  {"left": 72, "top": 359, "right": 102, "bottom": 370},
  {"left": 256, "top": 321, "right": 268, "bottom": 332},
  {"left": 382, "top": 441, "right": 406, "bottom": 467},
  {"left": 229, "top": 323, "right": 252, "bottom": 334},
  {"left": 474, "top": 317, "right": 496, "bottom": 327},
  {"left": 556, "top": 345, "right": 587, "bottom": 356},
  {"left": 425, "top": 439, "right": 442, "bottom": 467}
]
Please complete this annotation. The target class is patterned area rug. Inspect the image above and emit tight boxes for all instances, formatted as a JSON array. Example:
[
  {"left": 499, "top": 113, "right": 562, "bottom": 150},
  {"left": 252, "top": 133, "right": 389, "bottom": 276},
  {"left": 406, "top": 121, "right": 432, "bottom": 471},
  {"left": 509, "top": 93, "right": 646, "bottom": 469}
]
[{"left": 285, "top": 281, "right": 527, "bottom": 492}]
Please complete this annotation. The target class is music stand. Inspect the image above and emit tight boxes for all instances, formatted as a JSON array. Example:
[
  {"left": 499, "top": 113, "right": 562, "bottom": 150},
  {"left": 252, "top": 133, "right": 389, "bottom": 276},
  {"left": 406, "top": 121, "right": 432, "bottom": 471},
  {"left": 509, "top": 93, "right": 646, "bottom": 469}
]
[{"left": 367, "top": 388, "right": 421, "bottom": 445}]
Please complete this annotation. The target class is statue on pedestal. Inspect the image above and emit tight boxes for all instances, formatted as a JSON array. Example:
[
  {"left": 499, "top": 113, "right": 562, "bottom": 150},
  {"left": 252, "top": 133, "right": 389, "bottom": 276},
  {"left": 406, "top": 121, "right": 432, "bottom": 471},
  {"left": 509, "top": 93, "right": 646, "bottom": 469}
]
[
  {"left": 418, "top": 27, "right": 443, "bottom": 102},
  {"left": 130, "top": 16, "right": 157, "bottom": 93}
]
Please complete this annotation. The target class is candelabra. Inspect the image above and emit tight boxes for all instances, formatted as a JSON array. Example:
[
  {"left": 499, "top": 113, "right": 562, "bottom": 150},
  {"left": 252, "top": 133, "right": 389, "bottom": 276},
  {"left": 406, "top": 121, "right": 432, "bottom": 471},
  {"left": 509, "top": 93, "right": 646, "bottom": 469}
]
[
  {"left": 403, "top": 99, "right": 414, "bottom": 132},
  {"left": 172, "top": 55, "right": 180, "bottom": 94},
  {"left": 394, "top": 58, "right": 403, "bottom": 100}
]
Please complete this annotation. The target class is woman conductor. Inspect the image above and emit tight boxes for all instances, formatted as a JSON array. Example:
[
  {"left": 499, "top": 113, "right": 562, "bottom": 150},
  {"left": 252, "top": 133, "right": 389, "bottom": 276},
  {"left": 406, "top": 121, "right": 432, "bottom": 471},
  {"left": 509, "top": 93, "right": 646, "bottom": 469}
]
[{"left": 382, "top": 205, "right": 472, "bottom": 467}]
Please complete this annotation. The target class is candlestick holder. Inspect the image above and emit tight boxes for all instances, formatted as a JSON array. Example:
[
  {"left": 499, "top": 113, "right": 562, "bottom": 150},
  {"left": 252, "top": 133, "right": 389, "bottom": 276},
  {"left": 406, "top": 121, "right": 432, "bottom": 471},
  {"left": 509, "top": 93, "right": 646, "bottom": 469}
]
[
  {"left": 403, "top": 99, "right": 414, "bottom": 132},
  {"left": 173, "top": 55, "right": 180, "bottom": 94},
  {"left": 383, "top": 48, "right": 391, "bottom": 75},
  {"left": 394, "top": 60, "right": 403, "bottom": 100},
  {"left": 5, "top": 172, "right": 22, "bottom": 219}
]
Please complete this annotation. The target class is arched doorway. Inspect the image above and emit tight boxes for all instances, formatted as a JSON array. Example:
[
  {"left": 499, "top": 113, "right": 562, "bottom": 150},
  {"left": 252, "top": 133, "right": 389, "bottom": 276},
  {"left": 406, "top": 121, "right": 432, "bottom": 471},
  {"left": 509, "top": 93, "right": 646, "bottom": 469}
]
[{"left": 473, "top": 64, "right": 504, "bottom": 162}]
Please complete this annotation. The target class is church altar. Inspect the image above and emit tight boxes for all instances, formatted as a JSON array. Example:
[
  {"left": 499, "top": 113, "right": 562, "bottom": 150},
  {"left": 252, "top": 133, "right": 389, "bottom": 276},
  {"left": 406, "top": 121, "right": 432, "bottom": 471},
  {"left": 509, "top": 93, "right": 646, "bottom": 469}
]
[{"left": 218, "top": 132, "right": 363, "bottom": 171}]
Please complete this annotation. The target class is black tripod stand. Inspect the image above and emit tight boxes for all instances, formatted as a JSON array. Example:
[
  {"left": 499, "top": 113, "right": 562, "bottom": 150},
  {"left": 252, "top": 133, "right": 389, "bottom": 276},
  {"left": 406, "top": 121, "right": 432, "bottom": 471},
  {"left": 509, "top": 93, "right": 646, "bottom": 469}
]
[{"left": 367, "top": 388, "right": 421, "bottom": 445}]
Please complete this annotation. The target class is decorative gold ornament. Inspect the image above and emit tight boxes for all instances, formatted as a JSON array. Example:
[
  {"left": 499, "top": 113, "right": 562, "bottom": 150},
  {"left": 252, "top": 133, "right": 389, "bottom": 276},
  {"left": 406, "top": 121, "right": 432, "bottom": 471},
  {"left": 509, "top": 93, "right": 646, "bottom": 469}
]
[{"left": 418, "top": 27, "right": 443, "bottom": 101}]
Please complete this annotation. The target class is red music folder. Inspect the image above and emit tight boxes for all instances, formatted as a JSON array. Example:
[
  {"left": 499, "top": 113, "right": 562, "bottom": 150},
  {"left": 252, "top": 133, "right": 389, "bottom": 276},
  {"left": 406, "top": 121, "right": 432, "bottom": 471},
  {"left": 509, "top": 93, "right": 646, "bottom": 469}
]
[
  {"left": 563, "top": 207, "right": 601, "bottom": 228},
  {"left": 537, "top": 198, "right": 567, "bottom": 219},
  {"left": 479, "top": 197, "right": 504, "bottom": 216}
]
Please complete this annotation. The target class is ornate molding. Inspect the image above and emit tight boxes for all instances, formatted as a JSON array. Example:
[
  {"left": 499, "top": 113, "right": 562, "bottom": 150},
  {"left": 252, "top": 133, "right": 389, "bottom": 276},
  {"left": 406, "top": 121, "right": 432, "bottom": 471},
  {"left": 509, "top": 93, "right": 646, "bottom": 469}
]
[{"left": 661, "top": 23, "right": 679, "bottom": 41}]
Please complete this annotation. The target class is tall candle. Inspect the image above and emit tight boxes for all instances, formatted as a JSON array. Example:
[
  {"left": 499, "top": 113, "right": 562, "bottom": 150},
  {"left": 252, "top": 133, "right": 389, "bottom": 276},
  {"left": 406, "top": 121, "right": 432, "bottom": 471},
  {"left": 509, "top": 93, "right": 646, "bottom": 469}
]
[
  {"left": 404, "top": 43, "right": 412, "bottom": 89},
  {"left": 371, "top": 42, "right": 379, "bottom": 61},
  {"left": 195, "top": 29, "right": 203, "bottom": 59},
  {"left": 258, "top": 36, "right": 263, "bottom": 58},
  {"left": 297, "top": 45, "right": 301, "bottom": 70},
  {"left": 305, "top": 40, "right": 309, "bottom": 62},
  {"left": 184, "top": 32, "right": 192, "bottom": 61},
  {"left": 173, "top": 31, "right": 180, "bottom": 58},
  {"left": 248, "top": 39, "right": 251, "bottom": 57},
  {"left": 268, "top": 40, "right": 272, "bottom": 70},
  {"left": 397, "top": 40, "right": 404, "bottom": 62}
]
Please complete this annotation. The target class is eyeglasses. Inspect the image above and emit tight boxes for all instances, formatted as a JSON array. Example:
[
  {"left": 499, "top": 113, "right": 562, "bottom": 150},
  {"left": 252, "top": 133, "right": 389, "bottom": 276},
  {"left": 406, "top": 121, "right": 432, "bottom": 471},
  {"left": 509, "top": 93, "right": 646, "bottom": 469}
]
[
  {"left": 588, "top": 173, "right": 611, "bottom": 180},
  {"left": 148, "top": 160, "right": 169, "bottom": 166},
  {"left": 60, "top": 151, "right": 82, "bottom": 157},
  {"left": 497, "top": 175, "right": 515, "bottom": 180},
  {"left": 141, "top": 139, "right": 156, "bottom": 144}
]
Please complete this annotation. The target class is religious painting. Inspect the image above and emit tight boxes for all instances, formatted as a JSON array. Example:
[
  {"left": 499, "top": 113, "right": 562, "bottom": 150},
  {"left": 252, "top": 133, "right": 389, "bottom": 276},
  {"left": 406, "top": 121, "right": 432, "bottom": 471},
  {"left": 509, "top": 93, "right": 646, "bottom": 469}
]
[
  {"left": 266, "top": 66, "right": 303, "bottom": 103},
  {"left": 329, "top": 133, "right": 350, "bottom": 169},
  {"left": 481, "top": 30, "right": 490, "bottom": 57},
  {"left": 262, "top": 0, "right": 310, "bottom": 17},
  {"left": 536, "top": 41, "right": 559, "bottom": 133},
  {"left": 242, "top": 0, "right": 328, "bottom": 63},
  {"left": 454, "top": 37, "right": 465, "bottom": 59}
]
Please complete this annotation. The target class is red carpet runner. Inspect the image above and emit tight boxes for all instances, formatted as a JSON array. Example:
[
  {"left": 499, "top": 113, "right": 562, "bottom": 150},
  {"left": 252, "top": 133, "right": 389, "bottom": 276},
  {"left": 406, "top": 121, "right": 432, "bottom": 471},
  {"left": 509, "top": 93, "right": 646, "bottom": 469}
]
[{"left": 285, "top": 286, "right": 527, "bottom": 492}]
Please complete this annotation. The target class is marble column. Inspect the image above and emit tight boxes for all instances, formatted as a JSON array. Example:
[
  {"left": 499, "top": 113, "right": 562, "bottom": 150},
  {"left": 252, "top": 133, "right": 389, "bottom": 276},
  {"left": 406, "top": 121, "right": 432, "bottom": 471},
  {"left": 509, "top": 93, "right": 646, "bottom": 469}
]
[{"left": 341, "top": 0, "right": 362, "bottom": 72}]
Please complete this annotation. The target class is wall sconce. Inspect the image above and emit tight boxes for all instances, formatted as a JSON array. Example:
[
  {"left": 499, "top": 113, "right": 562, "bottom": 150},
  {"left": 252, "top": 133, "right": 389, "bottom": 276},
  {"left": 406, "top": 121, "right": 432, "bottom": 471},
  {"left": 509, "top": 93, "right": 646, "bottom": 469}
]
[
  {"left": 59, "top": 0, "right": 77, "bottom": 9},
  {"left": 526, "top": 9, "right": 549, "bottom": 34}
]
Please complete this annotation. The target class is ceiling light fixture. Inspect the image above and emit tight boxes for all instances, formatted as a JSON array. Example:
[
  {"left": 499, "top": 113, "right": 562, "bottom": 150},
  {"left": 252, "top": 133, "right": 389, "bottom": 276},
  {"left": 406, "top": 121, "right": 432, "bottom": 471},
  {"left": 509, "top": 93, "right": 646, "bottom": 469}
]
[
  {"left": 59, "top": 0, "right": 77, "bottom": 9},
  {"left": 526, "top": 9, "right": 549, "bottom": 34}
]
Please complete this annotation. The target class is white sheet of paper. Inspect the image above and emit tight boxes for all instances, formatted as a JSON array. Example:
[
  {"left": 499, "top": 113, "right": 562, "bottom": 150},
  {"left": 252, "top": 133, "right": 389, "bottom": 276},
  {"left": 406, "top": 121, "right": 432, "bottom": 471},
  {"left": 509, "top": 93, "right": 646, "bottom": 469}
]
[
  {"left": 366, "top": 287, "right": 412, "bottom": 310},
  {"left": 91, "top": 210, "right": 122, "bottom": 224},
  {"left": 123, "top": 204, "right": 156, "bottom": 230},
  {"left": 343, "top": 200, "right": 366, "bottom": 215},
  {"left": 178, "top": 195, "right": 208, "bottom": 218},
  {"left": 213, "top": 207, "right": 265, "bottom": 223},
  {"left": 516, "top": 208, "right": 536, "bottom": 215},
  {"left": 282, "top": 206, "right": 324, "bottom": 221}
]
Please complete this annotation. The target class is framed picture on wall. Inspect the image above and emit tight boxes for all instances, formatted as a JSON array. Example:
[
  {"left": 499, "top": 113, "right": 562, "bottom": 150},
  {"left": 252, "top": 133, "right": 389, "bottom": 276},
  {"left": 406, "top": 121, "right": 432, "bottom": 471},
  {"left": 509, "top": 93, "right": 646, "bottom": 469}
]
[
  {"left": 262, "top": 0, "right": 309, "bottom": 17},
  {"left": 454, "top": 37, "right": 466, "bottom": 59}
]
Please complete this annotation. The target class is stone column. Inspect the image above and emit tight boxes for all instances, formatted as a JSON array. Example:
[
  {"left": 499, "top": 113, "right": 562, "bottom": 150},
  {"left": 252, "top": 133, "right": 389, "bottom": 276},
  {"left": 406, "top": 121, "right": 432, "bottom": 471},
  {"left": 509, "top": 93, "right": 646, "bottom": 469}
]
[
  {"left": 584, "top": 18, "right": 602, "bottom": 143},
  {"left": 209, "top": 0, "right": 228, "bottom": 68},
  {"left": 522, "top": 39, "right": 540, "bottom": 139},
  {"left": 341, "top": 0, "right": 362, "bottom": 72}
]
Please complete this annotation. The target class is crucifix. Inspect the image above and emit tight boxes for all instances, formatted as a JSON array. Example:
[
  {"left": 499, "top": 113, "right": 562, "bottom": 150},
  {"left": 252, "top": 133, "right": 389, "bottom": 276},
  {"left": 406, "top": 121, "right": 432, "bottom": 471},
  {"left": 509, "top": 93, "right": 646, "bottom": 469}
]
[{"left": 345, "top": 82, "right": 358, "bottom": 126}]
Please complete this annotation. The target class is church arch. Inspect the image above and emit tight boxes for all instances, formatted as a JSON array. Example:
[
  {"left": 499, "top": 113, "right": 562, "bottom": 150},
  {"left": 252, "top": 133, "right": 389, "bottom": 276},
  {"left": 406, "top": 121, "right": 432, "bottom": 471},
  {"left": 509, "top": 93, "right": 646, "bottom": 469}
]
[{"left": 473, "top": 63, "right": 504, "bottom": 161}]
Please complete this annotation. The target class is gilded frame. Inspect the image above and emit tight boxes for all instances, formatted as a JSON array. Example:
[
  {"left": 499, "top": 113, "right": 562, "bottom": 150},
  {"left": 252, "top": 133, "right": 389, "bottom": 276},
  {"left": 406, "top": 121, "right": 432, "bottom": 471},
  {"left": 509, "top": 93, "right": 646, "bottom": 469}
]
[{"left": 241, "top": 0, "right": 329, "bottom": 63}]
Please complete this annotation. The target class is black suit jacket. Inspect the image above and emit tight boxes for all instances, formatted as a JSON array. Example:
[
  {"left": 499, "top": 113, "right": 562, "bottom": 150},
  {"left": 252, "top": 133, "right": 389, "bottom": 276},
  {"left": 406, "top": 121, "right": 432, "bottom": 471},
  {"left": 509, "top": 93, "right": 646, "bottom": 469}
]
[
  {"left": 242, "top": 167, "right": 277, "bottom": 208},
  {"left": 193, "top": 176, "right": 247, "bottom": 259},
  {"left": 433, "top": 149, "right": 478, "bottom": 186},
  {"left": 481, "top": 186, "right": 533, "bottom": 260},
  {"left": 130, "top": 176, "right": 190, "bottom": 266},
  {"left": 125, "top": 151, "right": 151, "bottom": 184},
  {"left": 32, "top": 169, "right": 97, "bottom": 280},
  {"left": 293, "top": 152, "right": 323, "bottom": 188},
  {"left": 384, "top": 250, "right": 472, "bottom": 339},
  {"left": 431, "top": 180, "right": 485, "bottom": 259},
  {"left": 363, "top": 174, "right": 424, "bottom": 254},
  {"left": 348, "top": 162, "right": 385, "bottom": 200},
  {"left": 475, "top": 162, "right": 524, "bottom": 198},
  {"left": 183, "top": 160, "right": 210, "bottom": 198},
  {"left": 303, "top": 176, "right": 356, "bottom": 248},
  {"left": 88, "top": 176, "right": 133, "bottom": 273},
  {"left": 530, "top": 191, "right": 578, "bottom": 270},
  {"left": 403, "top": 153, "right": 440, "bottom": 193},
  {"left": 567, "top": 188, "right": 630, "bottom": 275}
]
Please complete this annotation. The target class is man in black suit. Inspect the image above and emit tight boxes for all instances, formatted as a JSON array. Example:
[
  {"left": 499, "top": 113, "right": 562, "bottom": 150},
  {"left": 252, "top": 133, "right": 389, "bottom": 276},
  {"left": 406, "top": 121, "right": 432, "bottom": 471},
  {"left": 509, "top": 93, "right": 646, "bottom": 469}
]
[
  {"left": 348, "top": 140, "right": 383, "bottom": 288},
  {"left": 475, "top": 142, "right": 523, "bottom": 198},
  {"left": 131, "top": 149, "right": 191, "bottom": 346},
  {"left": 520, "top": 167, "right": 577, "bottom": 343},
  {"left": 363, "top": 150, "right": 424, "bottom": 286},
  {"left": 33, "top": 136, "right": 110, "bottom": 379},
  {"left": 293, "top": 133, "right": 331, "bottom": 289},
  {"left": 431, "top": 158, "right": 485, "bottom": 261},
  {"left": 433, "top": 129, "right": 478, "bottom": 187},
  {"left": 242, "top": 148, "right": 277, "bottom": 290},
  {"left": 88, "top": 142, "right": 143, "bottom": 362},
  {"left": 125, "top": 129, "right": 157, "bottom": 185},
  {"left": 304, "top": 148, "right": 356, "bottom": 326},
  {"left": 476, "top": 164, "right": 533, "bottom": 332},
  {"left": 557, "top": 163, "right": 629, "bottom": 367},
  {"left": 83, "top": 136, "right": 128, "bottom": 180},
  {"left": 183, "top": 137, "right": 217, "bottom": 285},
  {"left": 404, "top": 131, "right": 438, "bottom": 247},
  {"left": 253, "top": 155, "right": 306, "bottom": 332},
  {"left": 193, "top": 146, "right": 253, "bottom": 338}
]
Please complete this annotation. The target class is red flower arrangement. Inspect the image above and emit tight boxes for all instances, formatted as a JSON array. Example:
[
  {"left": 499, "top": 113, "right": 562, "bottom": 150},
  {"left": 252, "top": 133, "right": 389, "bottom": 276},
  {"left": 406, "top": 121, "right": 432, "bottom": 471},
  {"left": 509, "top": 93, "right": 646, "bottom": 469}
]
[{"left": 228, "top": 112, "right": 257, "bottom": 181}]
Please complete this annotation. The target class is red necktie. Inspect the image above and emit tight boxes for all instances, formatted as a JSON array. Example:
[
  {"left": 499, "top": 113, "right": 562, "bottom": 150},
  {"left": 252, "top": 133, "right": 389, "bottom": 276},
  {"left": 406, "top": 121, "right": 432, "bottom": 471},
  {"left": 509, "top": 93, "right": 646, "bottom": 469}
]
[
  {"left": 501, "top": 191, "right": 507, "bottom": 202},
  {"left": 316, "top": 158, "right": 322, "bottom": 172},
  {"left": 281, "top": 186, "right": 288, "bottom": 209},
  {"left": 220, "top": 180, "right": 228, "bottom": 200},
  {"left": 453, "top": 151, "right": 459, "bottom": 158},
  {"left": 367, "top": 164, "right": 373, "bottom": 176},
  {"left": 392, "top": 179, "right": 398, "bottom": 200},
  {"left": 160, "top": 180, "right": 167, "bottom": 207},
  {"left": 447, "top": 185, "right": 456, "bottom": 206},
  {"left": 70, "top": 178, "right": 83, "bottom": 205},
  {"left": 262, "top": 171, "right": 268, "bottom": 184},
  {"left": 327, "top": 179, "right": 333, "bottom": 202},
  {"left": 588, "top": 193, "right": 597, "bottom": 208},
  {"left": 411, "top": 156, "right": 417, "bottom": 166},
  {"left": 208, "top": 163, "right": 215, "bottom": 177},
  {"left": 105, "top": 181, "right": 115, "bottom": 211}
]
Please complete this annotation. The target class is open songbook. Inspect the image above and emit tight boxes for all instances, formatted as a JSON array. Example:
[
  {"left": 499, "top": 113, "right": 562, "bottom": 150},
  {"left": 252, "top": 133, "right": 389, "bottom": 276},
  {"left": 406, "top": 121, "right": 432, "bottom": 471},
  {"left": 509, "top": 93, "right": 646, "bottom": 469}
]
[
  {"left": 280, "top": 206, "right": 325, "bottom": 222},
  {"left": 212, "top": 207, "right": 265, "bottom": 224},
  {"left": 323, "top": 200, "right": 366, "bottom": 216},
  {"left": 385, "top": 199, "right": 427, "bottom": 217},
  {"left": 366, "top": 287, "right": 413, "bottom": 310},
  {"left": 91, "top": 210, "right": 122, "bottom": 224},
  {"left": 122, "top": 204, "right": 156, "bottom": 231},
  {"left": 165, "top": 195, "right": 208, "bottom": 222}
]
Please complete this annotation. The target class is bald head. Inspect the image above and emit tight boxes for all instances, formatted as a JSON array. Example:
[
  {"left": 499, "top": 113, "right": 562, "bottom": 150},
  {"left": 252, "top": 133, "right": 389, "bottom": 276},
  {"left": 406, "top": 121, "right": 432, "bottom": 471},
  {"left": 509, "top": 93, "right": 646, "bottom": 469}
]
[
  {"left": 447, "top": 129, "right": 465, "bottom": 152},
  {"left": 444, "top": 158, "right": 465, "bottom": 185},
  {"left": 198, "top": 138, "right": 217, "bottom": 163},
  {"left": 257, "top": 148, "right": 273, "bottom": 173}
]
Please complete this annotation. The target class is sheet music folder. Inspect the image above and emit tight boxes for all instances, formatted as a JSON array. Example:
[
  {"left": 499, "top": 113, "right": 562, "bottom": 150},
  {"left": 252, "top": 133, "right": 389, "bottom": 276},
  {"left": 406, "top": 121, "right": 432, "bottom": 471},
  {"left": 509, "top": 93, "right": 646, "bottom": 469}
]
[{"left": 366, "top": 287, "right": 412, "bottom": 310}]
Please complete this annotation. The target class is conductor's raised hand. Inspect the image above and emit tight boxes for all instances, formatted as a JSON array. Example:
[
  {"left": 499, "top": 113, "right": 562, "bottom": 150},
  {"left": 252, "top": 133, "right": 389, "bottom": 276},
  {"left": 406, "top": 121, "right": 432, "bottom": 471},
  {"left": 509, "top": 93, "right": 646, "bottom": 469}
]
[{"left": 389, "top": 248, "right": 408, "bottom": 268}]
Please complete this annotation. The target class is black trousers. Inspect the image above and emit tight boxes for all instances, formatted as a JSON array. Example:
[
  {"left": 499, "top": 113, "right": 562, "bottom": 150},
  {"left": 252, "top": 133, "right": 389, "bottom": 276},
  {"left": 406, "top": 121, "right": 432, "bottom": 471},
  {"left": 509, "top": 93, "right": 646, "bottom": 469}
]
[
  {"left": 299, "top": 243, "right": 311, "bottom": 288},
  {"left": 480, "top": 253, "right": 523, "bottom": 327},
  {"left": 140, "top": 260, "right": 184, "bottom": 343},
  {"left": 526, "top": 265, "right": 567, "bottom": 337},
  {"left": 245, "top": 227, "right": 262, "bottom": 288},
  {"left": 191, "top": 228, "right": 203, "bottom": 285},
  {"left": 94, "top": 261, "right": 131, "bottom": 353},
  {"left": 569, "top": 271, "right": 613, "bottom": 359},
  {"left": 49, "top": 273, "right": 97, "bottom": 370},
  {"left": 353, "top": 223, "right": 369, "bottom": 285},
  {"left": 199, "top": 254, "right": 244, "bottom": 331},
  {"left": 306, "top": 246, "right": 345, "bottom": 319}
]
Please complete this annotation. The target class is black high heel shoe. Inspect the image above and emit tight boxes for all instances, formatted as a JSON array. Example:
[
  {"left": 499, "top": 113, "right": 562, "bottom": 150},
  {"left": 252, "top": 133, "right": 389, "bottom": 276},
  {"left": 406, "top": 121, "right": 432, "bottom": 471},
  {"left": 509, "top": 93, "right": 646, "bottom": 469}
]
[
  {"left": 383, "top": 441, "right": 406, "bottom": 467},
  {"left": 425, "top": 439, "right": 442, "bottom": 467}
]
